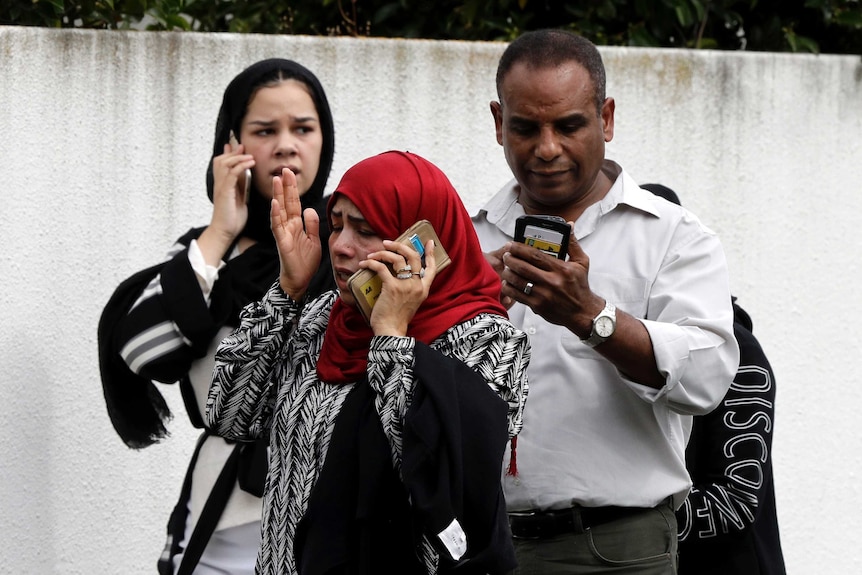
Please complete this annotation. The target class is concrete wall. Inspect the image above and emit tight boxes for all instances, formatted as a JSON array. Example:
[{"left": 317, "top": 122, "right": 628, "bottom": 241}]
[{"left": 1, "top": 26, "right": 860, "bottom": 574}]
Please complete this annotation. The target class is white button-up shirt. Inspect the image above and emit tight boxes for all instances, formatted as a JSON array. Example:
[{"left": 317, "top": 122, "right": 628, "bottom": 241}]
[{"left": 472, "top": 161, "right": 739, "bottom": 510}]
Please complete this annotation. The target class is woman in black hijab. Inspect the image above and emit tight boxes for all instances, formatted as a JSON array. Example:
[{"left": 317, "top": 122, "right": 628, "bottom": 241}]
[{"left": 98, "top": 59, "right": 336, "bottom": 575}]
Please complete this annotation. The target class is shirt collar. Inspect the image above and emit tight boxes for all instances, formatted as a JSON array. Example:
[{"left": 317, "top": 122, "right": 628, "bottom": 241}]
[
  {"left": 612, "top": 162, "right": 661, "bottom": 218},
  {"left": 592, "top": 160, "right": 659, "bottom": 216},
  {"left": 479, "top": 178, "right": 524, "bottom": 235},
  {"left": 478, "top": 160, "right": 662, "bottom": 237}
]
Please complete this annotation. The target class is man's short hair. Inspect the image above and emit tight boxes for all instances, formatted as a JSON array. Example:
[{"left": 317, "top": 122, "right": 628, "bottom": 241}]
[{"left": 495, "top": 29, "right": 606, "bottom": 116}]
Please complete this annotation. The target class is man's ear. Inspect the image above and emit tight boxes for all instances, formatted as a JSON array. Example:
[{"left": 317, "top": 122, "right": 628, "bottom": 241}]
[
  {"left": 601, "top": 97, "right": 615, "bottom": 143},
  {"left": 490, "top": 101, "right": 504, "bottom": 146}
]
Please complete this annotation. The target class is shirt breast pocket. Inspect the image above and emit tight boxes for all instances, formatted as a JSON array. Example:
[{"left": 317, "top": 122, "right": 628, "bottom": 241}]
[{"left": 560, "top": 272, "right": 649, "bottom": 345}]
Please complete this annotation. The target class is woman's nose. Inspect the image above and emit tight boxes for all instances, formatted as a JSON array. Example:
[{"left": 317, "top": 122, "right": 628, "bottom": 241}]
[
  {"left": 275, "top": 132, "right": 298, "bottom": 157},
  {"left": 330, "top": 231, "right": 355, "bottom": 258}
]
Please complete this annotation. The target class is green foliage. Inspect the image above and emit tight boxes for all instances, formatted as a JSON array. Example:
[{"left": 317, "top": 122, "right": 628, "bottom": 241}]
[
  {"left": 1, "top": 0, "right": 860, "bottom": 53},
  {"left": 0, "top": 0, "right": 149, "bottom": 28}
]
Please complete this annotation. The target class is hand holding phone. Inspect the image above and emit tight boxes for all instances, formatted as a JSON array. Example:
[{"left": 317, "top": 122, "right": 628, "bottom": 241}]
[
  {"left": 229, "top": 130, "right": 252, "bottom": 204},
  {"left": 514, "top": 215, "right": 571, "bottom": 260},
  {"left": 347, "top": 220, "right": 451, "bottom": 323}
]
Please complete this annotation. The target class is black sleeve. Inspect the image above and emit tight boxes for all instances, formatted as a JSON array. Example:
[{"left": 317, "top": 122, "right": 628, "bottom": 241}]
[
  {"left": 115, "top": 228, "right": 233, "bottom": 384},
  {"left": 402, "top": 342, "right": 516, "bottom": 575},
  {"left": 677, "top": 319, "right": 777, "bottom": 542},
  {"left": 98, "top": 227, "right": 231, "bottom": 447}
]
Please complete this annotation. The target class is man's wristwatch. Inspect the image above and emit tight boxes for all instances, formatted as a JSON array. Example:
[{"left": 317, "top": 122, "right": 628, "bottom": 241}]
[{"left": 582, "top": 300, "right": 617, "bottom": 348}]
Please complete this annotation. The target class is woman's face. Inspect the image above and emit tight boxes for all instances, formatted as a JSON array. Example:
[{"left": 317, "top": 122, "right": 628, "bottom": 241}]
[
  {"left": 328, "top": 195, "right": 385, "bottom": 307},
  {"left": 240, "top": 79, "right": 323, "bottom": 199}
]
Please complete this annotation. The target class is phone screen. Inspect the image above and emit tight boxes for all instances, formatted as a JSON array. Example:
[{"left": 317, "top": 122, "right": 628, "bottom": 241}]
[
  {"left": 514, "top": 215, "right": 570, "bottom": 260},
  {"left": 523, "top": 224, "right": 565, "bottom": 257}
]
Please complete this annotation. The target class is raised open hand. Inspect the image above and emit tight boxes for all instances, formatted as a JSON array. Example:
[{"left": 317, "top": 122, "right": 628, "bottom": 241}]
[{"left": 271, "top": 168, "right": 322, "bottom": 301}]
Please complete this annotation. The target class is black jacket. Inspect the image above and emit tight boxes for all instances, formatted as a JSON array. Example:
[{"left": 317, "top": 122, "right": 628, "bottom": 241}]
[
  {"left": 677, "top": 300, "right": 786, "bottom": 575},
  {"left": 296, "top": 341, "right": 515, "bottom": 575}
]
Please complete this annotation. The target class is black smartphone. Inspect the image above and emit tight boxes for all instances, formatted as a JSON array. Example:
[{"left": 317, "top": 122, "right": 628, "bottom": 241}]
[{"left": 514, "top": 215, "right": 571, "bottom": 260}]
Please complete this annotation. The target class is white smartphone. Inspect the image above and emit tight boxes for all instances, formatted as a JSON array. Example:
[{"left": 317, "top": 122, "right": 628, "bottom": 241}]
[{"left": 229, "top": 130, "right": 252, "bottom": 204}]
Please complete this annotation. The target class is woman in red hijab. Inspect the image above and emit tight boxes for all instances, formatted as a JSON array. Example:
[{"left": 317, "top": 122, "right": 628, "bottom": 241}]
[{"left": 207, "top": 151, "right": 529, "bottom": 575}]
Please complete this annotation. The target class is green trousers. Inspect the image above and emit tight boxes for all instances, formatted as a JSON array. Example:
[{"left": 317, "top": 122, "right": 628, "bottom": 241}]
[{"left": 511, "top": 500, "right": 678, "bottom": 575}]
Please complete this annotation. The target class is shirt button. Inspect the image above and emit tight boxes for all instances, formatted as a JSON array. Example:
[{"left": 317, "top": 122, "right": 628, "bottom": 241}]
[{"left": 527, "top": 327, "right": 537, "bottom": 335}]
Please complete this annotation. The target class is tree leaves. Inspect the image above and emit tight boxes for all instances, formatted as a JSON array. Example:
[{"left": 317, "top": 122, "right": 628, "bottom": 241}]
[{"left": 1, "top": 0, "right": 859, "bottom": 53}]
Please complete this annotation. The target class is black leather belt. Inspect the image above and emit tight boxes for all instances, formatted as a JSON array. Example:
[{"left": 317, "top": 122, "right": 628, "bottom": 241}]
[{"left": 508, "top": 505, "right": 650, "bottom": 539}]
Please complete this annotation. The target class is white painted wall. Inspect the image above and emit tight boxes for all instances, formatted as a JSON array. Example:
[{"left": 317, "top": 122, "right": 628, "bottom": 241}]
[{"left": 1, "top": 26, "right": 860, "bottom": 574}]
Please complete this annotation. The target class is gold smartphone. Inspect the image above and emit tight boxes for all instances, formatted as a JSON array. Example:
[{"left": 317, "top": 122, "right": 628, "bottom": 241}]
[
  {"left": 347, "top": 219, "right": 451, "bottom": 323},
  {"left": 229, "top": 130, "right": 252, "bottom": 204}
]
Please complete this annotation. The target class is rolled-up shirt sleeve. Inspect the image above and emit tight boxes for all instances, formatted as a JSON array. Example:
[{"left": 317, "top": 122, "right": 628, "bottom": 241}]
[{"left": 625, "top": 215, "right": 739, "bottom": 415}]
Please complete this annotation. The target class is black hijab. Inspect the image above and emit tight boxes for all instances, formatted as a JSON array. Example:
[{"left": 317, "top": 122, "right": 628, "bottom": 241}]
[
  {"left": 205, "top": 58, "right": 337, "bottom": 306},
  {"left": 98, "top": 59, "right": 336, "bottom": 449}
]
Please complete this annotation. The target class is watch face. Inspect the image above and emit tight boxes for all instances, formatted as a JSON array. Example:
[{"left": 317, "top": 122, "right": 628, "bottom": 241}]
[{"left": 595, "top": 316, "right": 614, "bottom": 338}]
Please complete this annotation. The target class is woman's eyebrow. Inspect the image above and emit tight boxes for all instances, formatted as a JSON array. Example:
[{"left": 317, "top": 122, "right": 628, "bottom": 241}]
[
  {"left": 330, "top": 209, "right": 366, "bottom": 224},
  {"left": 245, "top": 116, "right": 319, "bottom": 127},
  {"left": 245, "top": 119, "right": 276, "bottom": 127}
]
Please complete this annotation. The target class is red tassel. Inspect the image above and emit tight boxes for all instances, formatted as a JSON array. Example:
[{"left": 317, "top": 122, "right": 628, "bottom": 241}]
[{"left": 506, "top": 436, "right": 518, "bottom": 477}]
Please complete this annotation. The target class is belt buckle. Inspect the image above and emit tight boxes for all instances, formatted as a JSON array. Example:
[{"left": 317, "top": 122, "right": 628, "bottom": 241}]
[
  {"left": 508, "top": 510, "right": 539, "bottom": 518},
  {"left": 508, "top": 510, "right": 559, "bottom": 540},
  {"left": 508, "top": 510, "right": 539, "bottom": 540}
]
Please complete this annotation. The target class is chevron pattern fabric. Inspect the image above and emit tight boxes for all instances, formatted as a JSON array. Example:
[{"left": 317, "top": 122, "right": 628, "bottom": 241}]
[{"left": 207, "top": 283, "right": 529, "bottom": 574}]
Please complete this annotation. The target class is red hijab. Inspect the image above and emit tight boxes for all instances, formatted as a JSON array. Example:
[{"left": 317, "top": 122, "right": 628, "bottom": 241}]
[{"left": 316, "top": 151, "right": 507, "bottom": 384}]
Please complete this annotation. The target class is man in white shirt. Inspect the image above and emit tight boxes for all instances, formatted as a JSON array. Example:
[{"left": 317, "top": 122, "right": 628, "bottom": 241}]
[{"left": 472, "top": 29, "right": 740, "bottom": 574}]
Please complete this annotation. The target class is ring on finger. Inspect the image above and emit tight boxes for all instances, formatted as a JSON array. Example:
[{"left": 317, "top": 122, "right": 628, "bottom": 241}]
[
  {"left": 412, "top": 268, "right": 426, "bottom": 279},
  {"left": 396, "top": 271, "right": 413, "bottom": 280},
  {"left": 396, "top": 264, "right": 412, "bottom": 274},
  {"left": 523, "top": 281, "right": 534, "bottom": 295}
]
